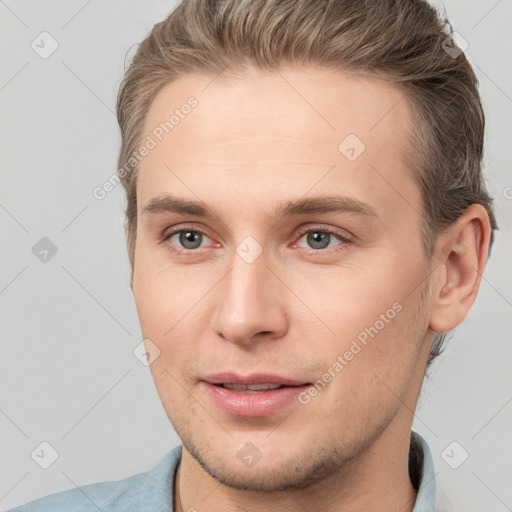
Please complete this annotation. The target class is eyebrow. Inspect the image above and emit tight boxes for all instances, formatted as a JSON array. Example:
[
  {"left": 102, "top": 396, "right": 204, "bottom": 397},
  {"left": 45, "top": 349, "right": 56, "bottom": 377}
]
[{"left": 141, "top": 193, "right": 379, "bottom": 220}]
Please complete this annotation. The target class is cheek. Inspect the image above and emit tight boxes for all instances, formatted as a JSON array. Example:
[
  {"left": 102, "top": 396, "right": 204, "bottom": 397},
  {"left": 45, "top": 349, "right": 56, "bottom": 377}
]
[
  {"left": 316, "top": 297, "right": 425, "bottom": 433},
  {"left": 294, "top": 258, "right": 426, "bottom": 377},
  {"left": 132, "top": 244, "right": 205, "bottom": 335},
  {"left": 287, "top": 261, "right": 405, "bottom": 339},
  {"left": 132, "top": 254, "right": 212, "bottom": 380},
  {"left": 340, "top": 287, "right": 427, "bottom": 403},
  {"left": 146, "top": 359, "right": 199, "bottom": 431}
]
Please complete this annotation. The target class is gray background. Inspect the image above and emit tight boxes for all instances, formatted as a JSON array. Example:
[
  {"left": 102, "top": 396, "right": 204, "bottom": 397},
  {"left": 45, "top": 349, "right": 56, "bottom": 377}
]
[{"left": 1, "top": 1, "right": 511, "bottom": 510}]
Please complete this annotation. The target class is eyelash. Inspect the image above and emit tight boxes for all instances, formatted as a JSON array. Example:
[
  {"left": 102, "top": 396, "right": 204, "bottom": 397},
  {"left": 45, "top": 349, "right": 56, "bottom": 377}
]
[{"left": 160, "top": 224, "right": 352, "bottom": 256}]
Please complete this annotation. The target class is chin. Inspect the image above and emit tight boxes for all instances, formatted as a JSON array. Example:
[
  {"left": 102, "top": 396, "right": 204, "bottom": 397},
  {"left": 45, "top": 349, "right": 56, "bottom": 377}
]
[{"left": 183, "top": 435, "right": 348, "bottom": 492}]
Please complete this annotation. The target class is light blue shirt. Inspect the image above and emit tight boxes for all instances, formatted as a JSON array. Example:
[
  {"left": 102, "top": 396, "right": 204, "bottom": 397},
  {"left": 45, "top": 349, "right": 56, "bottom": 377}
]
[{"left": 8, "top": 431, "right": 437, "bottom": 511}]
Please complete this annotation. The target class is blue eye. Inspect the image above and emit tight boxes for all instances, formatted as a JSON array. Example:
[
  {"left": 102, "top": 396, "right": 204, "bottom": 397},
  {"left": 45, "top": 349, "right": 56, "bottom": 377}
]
[
  {"left": 165, "top": 229, "right": 210, "bottom": 252},
  {"left": 161, "top": 225, "right": 351, "bottom": 256},
  {"left": 292, "top": 225, "right": 352, "bottom": 254},
  {"left": 297, "top": 230, "right": 343, "bottom": 250}
]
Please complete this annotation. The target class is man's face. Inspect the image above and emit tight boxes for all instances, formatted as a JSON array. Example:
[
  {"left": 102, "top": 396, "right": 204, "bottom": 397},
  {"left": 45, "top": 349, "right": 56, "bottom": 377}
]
[{"left": 132, "top": 65, "right": 434, "bottom": 491}]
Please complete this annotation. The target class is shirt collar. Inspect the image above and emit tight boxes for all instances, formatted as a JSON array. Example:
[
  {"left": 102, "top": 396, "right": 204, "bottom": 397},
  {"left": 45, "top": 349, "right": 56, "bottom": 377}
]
[{"left": 411, "top": 430, "right": 437, "bottom": 511}]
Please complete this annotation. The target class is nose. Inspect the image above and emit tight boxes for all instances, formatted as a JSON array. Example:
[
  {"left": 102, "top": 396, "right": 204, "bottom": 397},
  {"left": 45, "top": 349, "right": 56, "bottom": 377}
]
[{"left": 209, "top": 249, "right": 289, "bottom": 347}]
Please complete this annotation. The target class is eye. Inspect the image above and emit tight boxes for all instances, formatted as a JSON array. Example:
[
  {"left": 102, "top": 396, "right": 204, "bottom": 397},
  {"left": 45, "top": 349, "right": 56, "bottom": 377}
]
[
  {"left": 293, "top": 226, "right": 351, "bottom": 253},
  {"left": 162, "top": 228, "right": 212, "bottom": 253},
  {"left": 160, "top": 224, "right": 352, "bottom": 256}
]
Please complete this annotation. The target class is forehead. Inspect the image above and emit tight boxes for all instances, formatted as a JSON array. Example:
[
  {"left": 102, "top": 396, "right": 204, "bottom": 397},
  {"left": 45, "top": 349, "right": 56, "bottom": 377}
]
[
  {"left": 136, "top": 65, "right": 420, "bottom": 223},
  {"left": 142, "top": 65, "right": 412, "bottom": 152}
]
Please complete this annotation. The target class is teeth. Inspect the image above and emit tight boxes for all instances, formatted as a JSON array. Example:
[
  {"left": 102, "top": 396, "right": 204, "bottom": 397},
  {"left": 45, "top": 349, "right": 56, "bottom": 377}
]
[{"left": 222, "top": 383, "right": 282, "bottom": 391}]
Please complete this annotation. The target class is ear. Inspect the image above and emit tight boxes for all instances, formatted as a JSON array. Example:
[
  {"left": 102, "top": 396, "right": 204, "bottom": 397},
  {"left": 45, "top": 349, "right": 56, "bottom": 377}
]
[{"left": 429, "top": 204, "right": 492, "bottom": 334}]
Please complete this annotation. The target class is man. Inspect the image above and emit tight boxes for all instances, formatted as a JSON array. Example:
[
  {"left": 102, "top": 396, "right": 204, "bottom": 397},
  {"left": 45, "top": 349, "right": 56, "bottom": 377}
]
[{"left": 10, "top": 0, "right": 497, "bottom": 510}]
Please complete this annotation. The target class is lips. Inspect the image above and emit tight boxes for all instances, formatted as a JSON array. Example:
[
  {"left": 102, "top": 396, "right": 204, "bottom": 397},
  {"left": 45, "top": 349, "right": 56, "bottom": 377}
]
[
  {"left": 201, "top": 372, "right": 311, "bottom": 414},
  {"left": 203, "top": 372, "right": 309, "bottom": 388}
]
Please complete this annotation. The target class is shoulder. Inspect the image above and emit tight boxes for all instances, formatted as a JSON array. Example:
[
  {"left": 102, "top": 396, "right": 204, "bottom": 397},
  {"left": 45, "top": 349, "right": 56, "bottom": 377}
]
[
  {"left": 8, "top": 472, "right": 146, "bottom": 512},
  {"left": 7, "top": 445, "right": 182, "bottom": 512}
]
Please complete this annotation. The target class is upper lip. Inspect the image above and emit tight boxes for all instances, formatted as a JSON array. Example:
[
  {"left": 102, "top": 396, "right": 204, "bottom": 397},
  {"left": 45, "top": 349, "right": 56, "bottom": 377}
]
[{"left": 203, "top": 372, "right": 309, "bottom": 387}]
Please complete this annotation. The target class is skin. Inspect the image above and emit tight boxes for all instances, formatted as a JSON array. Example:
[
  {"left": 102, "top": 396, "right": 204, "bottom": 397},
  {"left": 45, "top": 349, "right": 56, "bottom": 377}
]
[{"left": 130, "top": 65, "right": 491, "bottom": 512}]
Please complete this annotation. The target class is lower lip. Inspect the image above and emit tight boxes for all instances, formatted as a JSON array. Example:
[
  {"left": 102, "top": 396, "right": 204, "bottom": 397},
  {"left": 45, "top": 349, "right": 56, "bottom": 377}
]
[{"left": 202, "top": 382, "right": 310, "bottom": 417}]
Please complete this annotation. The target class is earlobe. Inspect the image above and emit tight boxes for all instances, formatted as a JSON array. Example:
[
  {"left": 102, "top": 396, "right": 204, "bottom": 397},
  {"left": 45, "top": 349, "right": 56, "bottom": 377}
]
[{"left": 429, "top": 204, "right": 491, "bottom": 334}]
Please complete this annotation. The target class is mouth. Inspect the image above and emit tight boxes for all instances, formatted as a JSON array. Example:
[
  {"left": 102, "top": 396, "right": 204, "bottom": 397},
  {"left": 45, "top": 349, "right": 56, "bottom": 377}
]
[
  {"left": 200, "top": 373, "right": 312, "bottom": 416},
  {"left": 212, "top": 382, "right": 305, "bottom": 393},
  {"left": 203, "top": 372, "right": 309, "bottom": 386}
]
